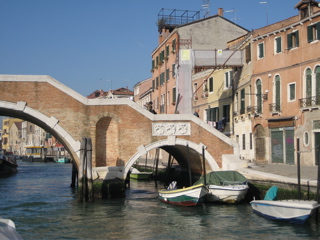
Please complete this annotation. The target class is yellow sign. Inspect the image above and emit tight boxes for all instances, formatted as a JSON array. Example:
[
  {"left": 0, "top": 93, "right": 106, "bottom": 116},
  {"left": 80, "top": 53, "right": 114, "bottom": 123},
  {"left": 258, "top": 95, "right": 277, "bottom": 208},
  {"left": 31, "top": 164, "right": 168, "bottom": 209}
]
[{"left": 181, "top": 50, "right": 190, "bottom": 61}]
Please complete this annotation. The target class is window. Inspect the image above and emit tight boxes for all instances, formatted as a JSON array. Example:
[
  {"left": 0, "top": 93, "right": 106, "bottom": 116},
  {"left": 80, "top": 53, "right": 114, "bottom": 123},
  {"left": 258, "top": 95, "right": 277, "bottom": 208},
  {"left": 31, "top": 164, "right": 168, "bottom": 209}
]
[
  {"left": 307, "top": 22, "right": 320, "bottom": 43},
  {"left": 172, "top": 39, "right": 176, "bottom": 53},
  {"left": 250, "top": 133, "right": 253, "bottom": 150},
  {"left": 156, "top": 77, "right": 159, "bottom": 88},
  {"left": 242, "top": 134, "right": 246, "bottom": 150},
  {"left": 287, "top": 31, "right": 299, "bottom": 50},
  {"left": 166, "top": 45, "right": 170, "bottom": 58},
  {"left": 160, "top": 72, "right": 164, "bottom": 85},
  {"left": 245, "top": 43, "right": 251, "bottom": 63},
  {"left": 172, "top": 87, "right": 176, "bottom": 103},
  {"left": 316, "top": 66, "right": 320, "bottom": 105},
  {"left": 167, "top": 91, "right": 170, "bottom": 105},
  {"left": 223, "top": 104, "right": 230, "bottom": 122},
  {"left": 207, "top": 107, "right": 219, "bottom": 122},
  {"left": 288, "top": 83, "right": 296, "bottom": 101},
  {"left": 306, "top": 68, "right": 312, "bottom": 100},
  {"left": 193, "top": 82, "right": 198, "bottom": 98},
  {"left": 256, "top": 79, "right": 262, "bottom": 113},
  {"left": 304, "top": 131, "right": 309, "bottom": 146},
  {"left": 225, "top": 71, "right": 233, "bottom": 89},
  {"left": 275, "top": 37, "right": 282, "bottom": 54},
  {"left": 172, "top": 64, "right": 175, "bottom": 77},
  {"left": 240, "top": 89, "right": 245, "bottom": 114},
  {"left": 166, "top": 68, "right": 170, "bottom": 81},
  {"left": 258, "top": 42, "right": 264, "bottom": 59},
  {"left": 208, "top": 77, "right": 213, "bottom": 92},
  {"left": 274, "top": 75, "right": 281, "bottom": 112}
]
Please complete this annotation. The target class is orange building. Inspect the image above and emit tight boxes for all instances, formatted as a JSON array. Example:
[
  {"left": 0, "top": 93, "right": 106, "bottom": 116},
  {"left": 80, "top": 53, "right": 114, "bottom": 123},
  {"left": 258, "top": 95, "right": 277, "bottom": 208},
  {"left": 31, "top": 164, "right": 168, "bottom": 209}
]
[{"left": 250, "top": 0, "right": 320, "bottom": 166}]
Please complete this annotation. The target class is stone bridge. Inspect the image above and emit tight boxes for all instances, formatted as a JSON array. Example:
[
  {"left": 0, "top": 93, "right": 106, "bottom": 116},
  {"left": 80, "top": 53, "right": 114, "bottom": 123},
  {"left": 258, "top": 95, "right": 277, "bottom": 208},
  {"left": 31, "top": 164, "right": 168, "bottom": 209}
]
[{"left": 0, "top": 75, "right": 245, "bottom": 180}]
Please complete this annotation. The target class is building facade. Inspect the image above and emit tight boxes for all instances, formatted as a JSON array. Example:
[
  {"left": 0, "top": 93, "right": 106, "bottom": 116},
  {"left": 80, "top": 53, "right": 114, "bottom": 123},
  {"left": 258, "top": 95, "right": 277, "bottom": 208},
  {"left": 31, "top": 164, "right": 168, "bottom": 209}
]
[{"left": 250, "top": 0, "right": 320, "bottom": 166}]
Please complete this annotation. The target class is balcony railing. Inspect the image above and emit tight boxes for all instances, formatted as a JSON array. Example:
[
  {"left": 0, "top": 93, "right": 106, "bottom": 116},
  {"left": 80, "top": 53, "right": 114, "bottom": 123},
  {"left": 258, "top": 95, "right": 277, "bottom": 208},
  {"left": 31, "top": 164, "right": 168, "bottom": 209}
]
[
  {"left": 299, "top": 96, "right": 320, "bottom": 108},
  {"left": 247, "top": 105, "right": 262, "bottom": 115},
  {"left": 269, "top": 103, "right": 281, "bottom": 113}
]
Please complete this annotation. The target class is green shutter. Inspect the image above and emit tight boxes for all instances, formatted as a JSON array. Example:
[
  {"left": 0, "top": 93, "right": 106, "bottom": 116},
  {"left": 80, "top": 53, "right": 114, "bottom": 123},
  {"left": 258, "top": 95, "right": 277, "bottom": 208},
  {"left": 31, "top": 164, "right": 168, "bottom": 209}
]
[
  {"left": 306, "top": 68, "right": 312, "bottom": 99},
  {"left": 276, "top": 37, "right": 281, "bottom": 53},
  {"left": 317, "top": 22, "right": 320, "bottom": 40},
  {"left": 316, "top": 67, "right": 320, "bottom": 105},
  {"left": 259, "top": 43, "right": 264, "bottom": 58},
  {"left": 285, "top": 129, "right": 294, "bottom": 164},
  {"left": 271, "top": 129, "right": 284, "bottom": 163},
  {"left": 257, "top": 80, "right": 262, "bottom": 113},
  {"left": 287, "top": 33, "right": 292, "bottom": 49},
  {"left": 275, "top": 76, "right": 281, "bottom": 111},
  {"left": 241, "top": 89, "right": 245, "bottom": 112},
  {"left": 295, "top": 31, "right": 299, "bottom": 47},
  {"left": 307, "top": 25, "right": 313, "bottom": 43}
]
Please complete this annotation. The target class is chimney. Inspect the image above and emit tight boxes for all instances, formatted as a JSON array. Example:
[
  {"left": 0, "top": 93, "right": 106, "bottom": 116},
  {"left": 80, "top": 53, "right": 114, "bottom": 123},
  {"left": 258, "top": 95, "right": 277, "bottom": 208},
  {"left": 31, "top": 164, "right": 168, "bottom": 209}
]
[{"left": 218, "top": 8, "right": 223, "bottom": 17}]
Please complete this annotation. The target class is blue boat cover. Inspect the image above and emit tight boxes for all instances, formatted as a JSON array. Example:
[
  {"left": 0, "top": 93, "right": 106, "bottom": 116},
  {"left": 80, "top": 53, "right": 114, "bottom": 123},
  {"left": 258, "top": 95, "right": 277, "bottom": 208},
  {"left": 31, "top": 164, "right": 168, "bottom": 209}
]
[{"left": 264, "top": 186, "right": 278, "bottom": 200}]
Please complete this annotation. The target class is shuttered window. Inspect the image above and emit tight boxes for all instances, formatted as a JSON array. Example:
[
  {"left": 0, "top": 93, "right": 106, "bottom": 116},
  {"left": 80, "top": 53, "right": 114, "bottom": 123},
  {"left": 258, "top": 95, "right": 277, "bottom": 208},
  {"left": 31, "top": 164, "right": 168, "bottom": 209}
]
[
  {"left": 287, "top": 31, "right": 299, "bottom": 50},
  {"left": 240, "top": 89, "right": 245, "bottom": 114},
  {"left": 258, "top": 42, "right": 264, "bottom": 59},
  {"left": 316, "top": 67, "right": 320, "bottom": 105},
  {"left": 306, "top": 68, "right": 312, "bottom": 99},
  {"left": 256, "top": 79, "right": 262, "bottom": 113},
  {"left": 307, "top": 22, "right": 320, "bottom": 43},
  {"left": 275, "top": 75, "right": 281, "bottom": 111},
  {"left": 275, "top": 37, "right": 282, "bottom": 53}
]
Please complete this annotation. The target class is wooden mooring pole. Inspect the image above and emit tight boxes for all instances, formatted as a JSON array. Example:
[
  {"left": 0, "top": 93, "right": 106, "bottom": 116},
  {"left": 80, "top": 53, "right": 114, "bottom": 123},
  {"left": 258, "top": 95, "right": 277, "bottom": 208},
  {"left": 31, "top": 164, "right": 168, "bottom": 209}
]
[{"left": 78, "top": 137, "right": 94, "bottom": 203}]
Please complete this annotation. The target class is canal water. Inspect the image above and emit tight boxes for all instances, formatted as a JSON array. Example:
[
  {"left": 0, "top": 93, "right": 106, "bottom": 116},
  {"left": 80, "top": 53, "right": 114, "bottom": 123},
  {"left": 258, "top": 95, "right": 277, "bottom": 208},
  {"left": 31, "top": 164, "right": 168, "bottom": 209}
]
[{"left": 1, "top": 161, "right": 320, "bottom": 240}]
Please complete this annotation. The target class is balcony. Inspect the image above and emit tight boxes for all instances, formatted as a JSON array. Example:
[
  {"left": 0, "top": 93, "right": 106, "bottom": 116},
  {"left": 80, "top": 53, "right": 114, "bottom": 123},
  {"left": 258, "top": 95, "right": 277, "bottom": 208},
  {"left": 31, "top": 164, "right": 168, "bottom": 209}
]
[
  {"left": 247, "top": 106, "right": 262, "bottom": 117},
  {"left": 299, "top": 96, "right": 320, "bottom": 109},
  {"left": 269, "top": 103, "right": 281, "bottom": 114}
]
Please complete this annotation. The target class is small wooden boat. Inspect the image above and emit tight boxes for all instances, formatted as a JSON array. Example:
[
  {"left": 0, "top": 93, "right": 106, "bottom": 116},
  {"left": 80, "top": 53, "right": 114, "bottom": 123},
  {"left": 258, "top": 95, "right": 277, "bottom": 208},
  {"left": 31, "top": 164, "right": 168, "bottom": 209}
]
[
  {"left": 158, "top": 183, "right": 209, "bottom": 206},
  {"left": 194, "top": 171, "right": 249, "bottom": 203},
  {"left": 250, "top": 186, "right": 320, "bottom": 224},
  {"left": 130, "top": 168, "right": 152, "bottom": 180}
]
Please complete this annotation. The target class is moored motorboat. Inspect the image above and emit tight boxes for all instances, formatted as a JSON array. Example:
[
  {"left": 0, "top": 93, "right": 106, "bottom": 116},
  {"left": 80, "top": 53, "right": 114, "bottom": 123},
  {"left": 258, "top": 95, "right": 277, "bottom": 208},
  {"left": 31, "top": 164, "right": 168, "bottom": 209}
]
[
  {"left": 158, "top": 183, "right": 209, "bottom": 206},
  {"left": 55, "top": 156, "right": 70, "bottom": 163},
  {"left": 0, "top": 217, "right": 24, "bottom": 239},
  {"left": 250, "top": 186, "right": 320, "bottom": 224},
  {"left": 130, "top": 167, "right": 152, "bottom": 180},
  {"left": 194, "top": 171, "right": 249, "bottom": 203}
]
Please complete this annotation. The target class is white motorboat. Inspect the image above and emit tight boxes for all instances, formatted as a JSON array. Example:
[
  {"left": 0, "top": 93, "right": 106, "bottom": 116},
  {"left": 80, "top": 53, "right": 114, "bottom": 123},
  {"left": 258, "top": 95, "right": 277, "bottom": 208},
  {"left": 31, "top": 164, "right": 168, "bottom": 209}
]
[
  {"left": 194, "top": 171, "right": 249, "bottom": 203},
  {"left": 250, "top": 186, "right": 320, "bottom": 224}
]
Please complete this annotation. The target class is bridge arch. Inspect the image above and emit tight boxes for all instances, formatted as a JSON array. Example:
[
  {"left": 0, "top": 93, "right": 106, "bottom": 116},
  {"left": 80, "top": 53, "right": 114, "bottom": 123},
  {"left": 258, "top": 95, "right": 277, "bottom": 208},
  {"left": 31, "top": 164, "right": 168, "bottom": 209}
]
[
  {"left": 121, "top": 137, "right": 219, "bottom": 180},
  {"left": 0, "top": 100, "right": 80, "bottom": 164}
]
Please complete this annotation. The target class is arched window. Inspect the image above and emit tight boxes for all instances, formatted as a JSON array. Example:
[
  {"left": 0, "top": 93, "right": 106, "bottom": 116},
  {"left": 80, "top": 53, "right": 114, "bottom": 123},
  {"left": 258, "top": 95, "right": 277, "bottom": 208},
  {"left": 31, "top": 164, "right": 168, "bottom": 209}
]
[
  {"left": 256, "top": 79, "right": 262, "bottom": 113},
  {"left": 275, "top": 75, "right": 281, "bottom": 112},
  {"left": 316, "top": 66, "right": 320, "bottom": 105},
  {"left": 306, "top": 68, "right": 312, "bottom": 100}
]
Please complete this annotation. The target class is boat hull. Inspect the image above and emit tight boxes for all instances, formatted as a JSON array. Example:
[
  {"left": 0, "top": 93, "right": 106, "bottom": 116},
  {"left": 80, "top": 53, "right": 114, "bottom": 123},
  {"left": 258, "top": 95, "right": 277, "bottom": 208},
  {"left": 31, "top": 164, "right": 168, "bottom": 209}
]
[
  {"left": 207, "top": 184, "right": 249, "bottom": 203},
  {"left": 0, "top": 159, "right": 18, "bottom": 175},
  {"left": 250, "top": 200, "right": 320, "bottom": 224},
  {"left": 130, "top": 172, "right": 152, "bottom": 180},
  {"left": 158, "top": 184, "right": 209, "bottom": 206},
  {"left": 55, "top": 157, "right": 70, "bottom": 163}
]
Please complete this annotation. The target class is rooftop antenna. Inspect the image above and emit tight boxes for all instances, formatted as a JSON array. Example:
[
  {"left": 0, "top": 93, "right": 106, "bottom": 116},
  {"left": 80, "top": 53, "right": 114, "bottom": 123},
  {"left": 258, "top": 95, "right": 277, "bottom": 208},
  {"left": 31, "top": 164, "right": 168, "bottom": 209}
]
[
  {"left": 260, "top": 1, "right": 268, "bottom": 25},
  {"left": 202, "top": 0, "right": 210, "bottom": 18},
  {"left": 224, "top": 9, "right": 240, "bottom": 23}
]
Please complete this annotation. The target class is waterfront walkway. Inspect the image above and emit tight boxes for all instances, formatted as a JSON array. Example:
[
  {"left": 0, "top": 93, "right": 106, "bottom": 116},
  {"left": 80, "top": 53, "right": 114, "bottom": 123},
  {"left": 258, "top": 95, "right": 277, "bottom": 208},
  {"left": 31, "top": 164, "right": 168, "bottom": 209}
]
[{"left": 238, "top": 164, "right": 319, "bottom": 189}]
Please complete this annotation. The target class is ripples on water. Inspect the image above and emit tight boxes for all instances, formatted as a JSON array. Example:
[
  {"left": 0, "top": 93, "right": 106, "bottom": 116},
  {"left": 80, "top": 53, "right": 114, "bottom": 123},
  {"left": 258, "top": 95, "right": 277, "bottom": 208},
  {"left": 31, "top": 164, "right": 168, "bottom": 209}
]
[{"left": 1, "top": 161, "right": 320, "bottom": 239}]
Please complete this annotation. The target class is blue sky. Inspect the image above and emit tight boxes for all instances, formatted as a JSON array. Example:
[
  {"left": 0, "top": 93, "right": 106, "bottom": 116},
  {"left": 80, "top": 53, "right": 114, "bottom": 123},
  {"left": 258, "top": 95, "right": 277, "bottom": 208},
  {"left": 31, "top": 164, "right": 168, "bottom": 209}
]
[{"left": 0, "top": 0, "right": 299, "bottom": 97}]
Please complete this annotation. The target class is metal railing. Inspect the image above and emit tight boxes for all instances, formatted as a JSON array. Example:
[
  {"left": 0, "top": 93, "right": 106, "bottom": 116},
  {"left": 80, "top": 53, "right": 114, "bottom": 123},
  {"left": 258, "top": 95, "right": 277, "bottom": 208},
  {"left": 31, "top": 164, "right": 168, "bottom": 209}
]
[
  {"left": 299, "top": 96, "right": 320, "bottom": 108},
  {"left": 269, "top": 103, "right": 281, "bottom": 113}
]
